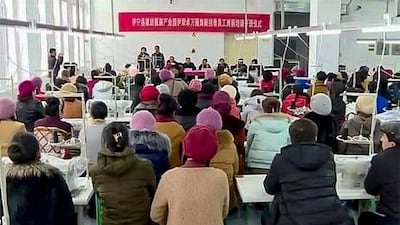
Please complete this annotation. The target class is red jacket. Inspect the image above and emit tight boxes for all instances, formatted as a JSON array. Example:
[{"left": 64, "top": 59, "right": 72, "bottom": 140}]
[
  {"left": 281, "top": 93, "right": 310, "bottom": 115},
  {"left": 87, "top": 79, "right": 99, "bottom": 99},
  {"left": 260, "top": 80, "right": 274, "bottom": 93}
]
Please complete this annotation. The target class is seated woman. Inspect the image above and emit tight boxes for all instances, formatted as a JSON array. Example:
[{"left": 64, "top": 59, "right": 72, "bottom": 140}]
[
  {"left": 260, "top": 71, "right": 274, "bottom": 93},
  {"left": 16, "top": 80, "right": 45, "bottom": 132},
  {"left": 90, "top": 122, "right": 156, "bottom": 225},
  {"left": 129, "top": 110, "right": 170, "bottom": 182},
  {"left": 358, "top": 122, "right": 400, "bottom": 225},
  {"left": 92, "top": 75, "right": 114, "bottom": 100},
  {"left": 87, "top": 69, "right": 100, "bottom": 99},
  {"left": 197, "top": 108, "right": 239, "bottom": 211},
  {"left": 281, "top": 84, "right": 310, "bottom": 116},
  {"left": 212, "top": 91, "right": 246, "bottom": 173},
  {"left": 35, "top": 97, "right": 73, "bottom": 135},
  {"left": 242, "top": 89, "right": 266, "bottom": 129},
  {"left": 32, "top": 77, "right": 45, "bottom": 101},
  {"left": 220, "top": 85, "right": 241, "bottom": 119},
  {"left": 133, "top": 85, "right": 160, "bottom": 115},
  {"left": 60, "top": 83, "right": 83, "bottom": 119},
  {"left": 155, "top": 94, "right": 186, "bottom": 168},
  {"left": 151, "top": 125, "right": 229, "bottom": 225},
  {"left": 246, "top": 97, "right": 290, "bottom": 172},
  {"left": 175, "top": 89, "right": 201, "bottom": 131},
  {"left": 0, "top": 132, "right": 75, "bottom": 225},
  {"left": 79, "top": 101, "right": 108, "bottom": 165},
  {"left": 196, "top": 83, "right": 216, "bottom": 109},
  {"left": 338, "top": 96, "right": 382, "bottom": 155},
  {"left": 0, "top": 97, "right": 26, "bottom": 156}
]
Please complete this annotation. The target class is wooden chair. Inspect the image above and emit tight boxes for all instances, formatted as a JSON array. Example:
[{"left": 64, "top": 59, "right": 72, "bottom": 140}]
[{"left": 33, "top": 127, "right": 70, "bottom": 154}]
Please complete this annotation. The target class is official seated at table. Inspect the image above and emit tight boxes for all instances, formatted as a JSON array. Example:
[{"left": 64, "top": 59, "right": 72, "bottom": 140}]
[
  {"left": 358, "top": 121, "right": 400, "bottom": 225},
  {"left": 263, "top": 118, "right": 353, "bottom": 225},
  {"left": 182, "top": 57, "right": 196, "bottom": 70},
  {"left": 0, "top": 132, "right": 75, "bottom": 225},
  {"left": 0, "top": 97, "right": 26, "bottom": 156},
  {"left": 198, "top": 58, "right": 212, "bottom": 70}
]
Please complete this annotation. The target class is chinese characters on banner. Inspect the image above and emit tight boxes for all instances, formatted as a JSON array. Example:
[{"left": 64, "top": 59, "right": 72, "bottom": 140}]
[{"left": 119, "top": 12, "right": 270, "bottom": 33}]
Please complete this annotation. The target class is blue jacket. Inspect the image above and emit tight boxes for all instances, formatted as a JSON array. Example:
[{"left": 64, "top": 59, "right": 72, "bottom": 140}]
[
  {"left": 129, "top": 130, "right": 171, "bottom": 182},
  {"left": 246, "top": 113, "right": 291, "bottom": 169},
  {"left": 377, "top": 95, "right": 389, "bottom": 114}
]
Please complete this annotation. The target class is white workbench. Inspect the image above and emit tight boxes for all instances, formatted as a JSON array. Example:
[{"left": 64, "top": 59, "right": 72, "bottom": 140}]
[
  {"left": 73, "top": 177, "right": 94, "bottom": 225},
  {"left": 235, "top": 174, "right": 374, "bottom": 203}
]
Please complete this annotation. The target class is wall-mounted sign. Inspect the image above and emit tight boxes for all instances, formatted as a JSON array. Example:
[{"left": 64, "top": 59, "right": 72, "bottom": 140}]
[{"left": 119, "top": 12, "right": 270, "bottom": 33}]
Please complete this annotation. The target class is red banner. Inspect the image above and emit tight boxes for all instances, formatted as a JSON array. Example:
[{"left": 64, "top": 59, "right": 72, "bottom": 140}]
[{"left": 118, "top": 12, "right": 270, "bottom": 33}]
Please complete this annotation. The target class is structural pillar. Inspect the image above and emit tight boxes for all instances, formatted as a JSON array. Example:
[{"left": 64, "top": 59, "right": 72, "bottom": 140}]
[{"left": 308, "top": 0, "right": 341, "bottom": 76}]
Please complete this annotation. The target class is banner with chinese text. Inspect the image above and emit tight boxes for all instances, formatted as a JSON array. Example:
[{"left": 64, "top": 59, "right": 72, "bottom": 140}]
[{"left": 119, "top": 12, "right": 270, "bottom": 33}]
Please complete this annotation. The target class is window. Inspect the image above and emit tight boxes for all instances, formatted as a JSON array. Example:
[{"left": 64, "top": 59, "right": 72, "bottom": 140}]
[
  {"left": 61, "top": 1, "right": 68, "bottom": 26},
  {"left": 4, "top": 0, "right": 14, "bottom": 19},
  {"left": 54, "top": 0, "right": 61, "bottom": 25},
  {"left": 38, "top": 0, "right": 46, "bottom": 23}
]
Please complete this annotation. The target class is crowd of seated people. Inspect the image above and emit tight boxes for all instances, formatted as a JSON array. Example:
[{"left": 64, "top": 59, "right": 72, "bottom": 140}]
[{"left": 0, "top": 58, "right": 399, "bottom": 225}]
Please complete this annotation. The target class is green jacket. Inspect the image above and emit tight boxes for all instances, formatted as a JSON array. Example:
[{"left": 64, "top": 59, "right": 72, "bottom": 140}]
[{"left": 91, "top": 149, "right": 156, "bottom": 225}]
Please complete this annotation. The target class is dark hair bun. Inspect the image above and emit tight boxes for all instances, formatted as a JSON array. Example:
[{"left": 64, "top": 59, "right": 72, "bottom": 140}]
[
  {"left": 8, "top": 143, "right": 25, "bottom": 163},
  {"left": 8, "top": 132, "right": 39, "bottom": 164}
]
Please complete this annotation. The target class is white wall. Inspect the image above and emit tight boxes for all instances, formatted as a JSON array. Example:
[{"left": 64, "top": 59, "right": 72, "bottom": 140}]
[
  {"left": 91, "top": 0, "right": 274, "bottom": 69},
  {"left": 340, "top": 0, "right": 400, "bottom": 71}
]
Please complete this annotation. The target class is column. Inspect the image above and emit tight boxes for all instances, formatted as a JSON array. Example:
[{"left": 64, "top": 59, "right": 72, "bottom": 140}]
[{"left": 308, "top": 0, "right": 341, "bottom": 76}]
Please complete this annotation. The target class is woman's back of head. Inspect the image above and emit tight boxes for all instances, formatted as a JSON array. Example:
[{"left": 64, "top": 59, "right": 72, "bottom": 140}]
[
  {"left": 90, "top": 101, "right": 108, "bottom": 120},
  {"left": 8, "top": 132, "right": 39, "bottom": 164},
  {"left": 101, "top": 122, "right": 129, "bottom": 153},
  {"left": 262, "top": 97, "right": 281, "bottom": 113},
  {"left": 292, "top": 84, "right": 304, "bottom": 95},
  {"left": 178, "top": 89, "right": 198, "bottom": 108},
  {"left": 134, "top": 74, "right": 146, "bottom": 86},
  {"left": 45, "top": 97, "right": 60, "bottom": 117},
  {"left": 250, "top": 89, "right": 264, "bottom": 97},
  {"left": 157, "top": 94, "right": 178, "bottom": 116}
]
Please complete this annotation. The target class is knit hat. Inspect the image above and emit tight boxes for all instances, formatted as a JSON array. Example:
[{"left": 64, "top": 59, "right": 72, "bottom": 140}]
[
  {"left": 140, "top": 85, "right": 160, "bottom": 102},
  {"left": 130, "top": 110, "right": 156, "bottom": 131},
  {"left": 221, "top": 85, "right": 237, "bottom": 99},
  {"left": 189, "top": 79, "right": 202, "bottom": 92},
  {"left": 211, "top": 91, "right": 231, "bottom": 116},
  {"left": 156, "top": 84, "right": 171, "bottom": 95},
  {"left": 310, "top": 93, "right": 332, "bottom": 116},
  {"left": 196, "top": 107, "right": 223, "bottom": 131},
  {"left": 18, "top": 80, "right": 35, "bottom": 97},
  {"left": 204, "top": 69, "right": 215, "bottom": 80},
  {"left": 218, "top": 74, "right": 233, "bottom": 87},
  {"left": 296, "top": 69, "right": 306, "bottom": 77},
  {"left": 281, "top": 68, "right": 290, "bottom": 79},
  {"left": 61, "top": 83, "right": 77, "bottom": 93},
  {"left": 0, "top": 97, "right": 16, "bottom": 120},
  {"left": 31, "top": 77, "right": 43, "bottom": 89},
  {"left": 355, "top": 96, "right": 374, "bottom": 115},
  {"left": 159, "top": 69, "right": 173, "bottom": 81},
  {"left": 183, "top": 125, "right": 218, "bottom": 162}
]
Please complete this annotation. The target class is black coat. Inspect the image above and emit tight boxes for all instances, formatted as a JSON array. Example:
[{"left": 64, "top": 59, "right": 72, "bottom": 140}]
[
  {"left": 264, "top": 143, "right": 352, "bottom": 225},
  {"left": 304, "top": 112, "right": 338, "bottom": 152},
  {"left": 0, "top": 162, "right": 76, "bottom": 225},
  {"left": 364, "top": 147, "right": 400, "bottom": 220},
  {"left": 130, "top": 85, "right": 143, "bottom": 111},
  {"left": 175, "top": 106, "right": 201, "bottom": 131},
  {"left": 16, "top": 98, "right": 45, "bottom": 132},
  {"left": 48, "top": 55, "right": 63, "bottom": 80}
]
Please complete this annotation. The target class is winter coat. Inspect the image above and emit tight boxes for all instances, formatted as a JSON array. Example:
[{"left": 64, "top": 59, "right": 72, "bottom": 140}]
[
  {"left": 79, "top": 119, "right": 107, "bottom": 165},
  {"left": 155, "top": 121, "right": 185, "bottom": 168},
  {"left": 364, "top": 147, "right": 400, "bottom": 220},
  {"left": 308, "top": 80, "right": 329, "bottom": 96},
  {"left": 196, "top": 93, "right": 213, "bottom": 109},
  {"left": 210, "top": 130, "right": 239, "bottom": 210},
  {"left": 261, "top": 80, "right": 275, "bottom": 93},
  {"left": 93, "top": 81, "right": 113, "bottom": 100},
  {"left": 87, "top": 79, "right": 99, "bottom": 98},
  {"left": 62, "top": 100, "right": 83, "bottom": 119},
  {"left": 0, "top": 162, "right": 75, "bottom": 225},
  {"left": 295, "top": 79, "right": 311, "bottom": 90},
  {"left": 246, "top": 113, "right": 290, "bottom": 169},
  {"left": 331, "top": 96, "right": 346, "bottom": 129},
  {"left": 338, "top": 115, "right": 382, "bottom": 155},
  {"left": 221, "top": 114, "right": 246, "bottom": 174},
  {"left": 264, "top": 143, "right": 353, "bottom": 225},
  {"left": 48, "top": 55, "right": 63, "bottom": 79},
  {"left": 150, "top": 167, "right": 229, "bottom": 225},
  {"left": 35, "top": 116, "right": 73, "bottom": 134},
  {"left": 16, "top": 98, "right": 45, "bottom": 132},
  {"left": 129, "top": 130, "right": 171, "bottom": 182},
  {"left": 175, "top": 106, "right": 202, "bottom": 131},
  {"left": 281, "top": 93, "right": 310, "bottom": 116},
  {"left": 304, "top": 112, "right": 338, "bottom": 151},
  {"left": 164, "top": 79, "right": 188, "bottom": 100},
  {"left": 229, "top": 98, "right": 241, "bottom": 119},
  {"left": 133, "top": 101, "right": 159, "bottom": 115},
  {"left": 130, "top": 85, "right": 143, "bottom": 110},
  {"left": 90, "top": 149, "right": 156, "bottom": 225},
  {"left": 0, "top": 120, "right": 26, "bottom": 156},
  {"left": 241, "top": 95, "right": 266, "bottom": 128},
  {"left": 377, "top": 95, "right": 389, "bottom": 114}
]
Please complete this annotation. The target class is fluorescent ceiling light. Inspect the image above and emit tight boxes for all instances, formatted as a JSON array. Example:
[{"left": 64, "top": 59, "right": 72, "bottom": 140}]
[
  {"left": 258, "top": 34, "right": 272, "bottom": 39},
  {"left": 362, "top": 25, "right": 400, "bottom": 33},
  {"left": 245, "top": 35, "right": 256, "bottom": 40},
  {"left": 276, "top": 33, "right": 298, "bottom": 37},
  {"left": 306, "top": 29, "right": 341, "bottom": 36},
  {"left": 385, "top": 40, "right": 400, "bottom": 44},
  {"left": 234, "top": 34, "right": 245, "bottom": 41},
  {"left": 356, "top": 39, "right": 376, "bottom": 44}
]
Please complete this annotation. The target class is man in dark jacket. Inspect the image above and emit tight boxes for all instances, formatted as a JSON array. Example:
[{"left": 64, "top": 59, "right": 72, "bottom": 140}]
[
  {"left": 263, "top": 118, "right": 352, "bottom": 225},
  {"left": 48, "top": 48, "right": 63, "bottom": 82},
  {"left": 358, "top": 122, "right": 400, "bottom": 225}
]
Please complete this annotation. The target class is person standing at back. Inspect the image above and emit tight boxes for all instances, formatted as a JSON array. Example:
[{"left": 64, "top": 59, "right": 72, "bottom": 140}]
[
  {"left": 152, "top": 45, "right": 165, "bottom": 69},
  {"left": 48, "top": 48, "right": 63, "bottom": 82},
  {"left": 358, "top": 122, "right": 400, "bottom": 225},
  {"left": 263, "top": 119, "right": 352, "bottom": 225},
  {"left": 91, "top": 122, "right": 156, "bottom": 225},
  {"left": 308, "top": 71, "right": 329, "bottom": 96},
  {"left": 0, "top": 132, "right": 75, "bottom": 225}
]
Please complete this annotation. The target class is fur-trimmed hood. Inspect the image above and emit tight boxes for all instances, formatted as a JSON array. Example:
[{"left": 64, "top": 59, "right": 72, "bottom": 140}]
[
  {"left": 252, "top": 112, "right": 291, "bottom": 122},
  {"left": 250, "top": 113, "right": 291, "bottom": 134},
  {"left": 6, "top": 162, "right": 61, "bottom": 179}
]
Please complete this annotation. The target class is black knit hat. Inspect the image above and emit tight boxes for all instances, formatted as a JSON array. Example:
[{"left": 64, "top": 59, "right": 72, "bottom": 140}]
[{"left": 381, "top": 122, "right": 400, "bottom": 144}]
